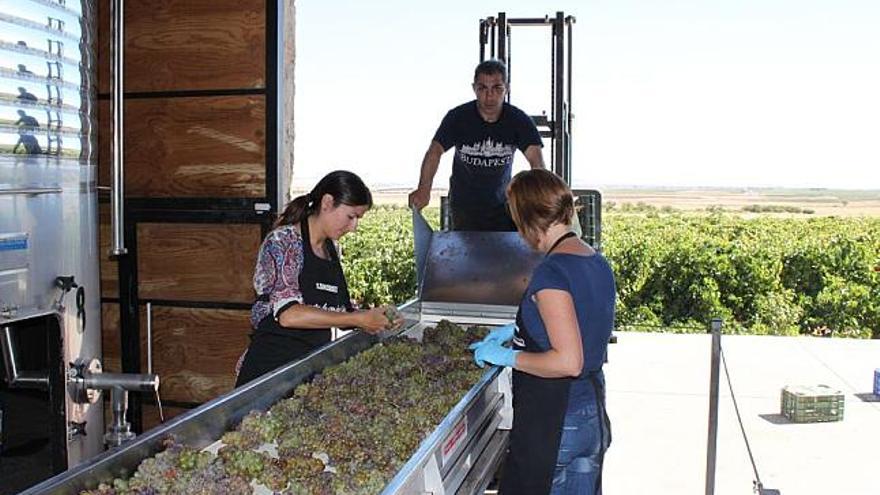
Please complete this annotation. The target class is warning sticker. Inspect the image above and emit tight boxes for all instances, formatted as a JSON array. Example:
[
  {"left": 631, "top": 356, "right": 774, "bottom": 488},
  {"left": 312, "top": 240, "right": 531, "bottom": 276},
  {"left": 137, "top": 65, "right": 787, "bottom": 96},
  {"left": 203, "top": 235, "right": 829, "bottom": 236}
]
[{"left": 441, "top": 418, "right": 468, "bottom": 467}]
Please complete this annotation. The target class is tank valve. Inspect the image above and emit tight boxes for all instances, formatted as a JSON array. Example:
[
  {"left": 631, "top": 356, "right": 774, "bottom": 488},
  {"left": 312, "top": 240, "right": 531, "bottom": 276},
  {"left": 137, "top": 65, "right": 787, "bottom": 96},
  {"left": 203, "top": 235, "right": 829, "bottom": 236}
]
[
  {"left": 53, "top": 275, "right": 78, "bottom": 311},
  {"left": 67, "top": 421, "right": 88, "bottom": 441},
  {"left": 69, "top": 358, "right": 160, "bottom": 448}
]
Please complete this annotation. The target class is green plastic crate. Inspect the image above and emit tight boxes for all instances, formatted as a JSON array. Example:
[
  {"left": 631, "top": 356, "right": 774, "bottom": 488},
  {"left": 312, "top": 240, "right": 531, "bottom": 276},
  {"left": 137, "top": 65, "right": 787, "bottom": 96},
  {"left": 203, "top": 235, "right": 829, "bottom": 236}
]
[{"left": 780, "top": 385, "right": 844, "bottom": 423}]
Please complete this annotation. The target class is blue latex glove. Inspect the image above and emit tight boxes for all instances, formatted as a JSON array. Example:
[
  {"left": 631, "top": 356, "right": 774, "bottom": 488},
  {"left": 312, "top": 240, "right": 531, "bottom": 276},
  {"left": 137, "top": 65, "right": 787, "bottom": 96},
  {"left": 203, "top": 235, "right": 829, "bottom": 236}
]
[
  {"left": 483, "top": 323, "right": 516, "bottom": 345},
  {"left": 468, "top": 340, "right": 519, "bottom": 369}
]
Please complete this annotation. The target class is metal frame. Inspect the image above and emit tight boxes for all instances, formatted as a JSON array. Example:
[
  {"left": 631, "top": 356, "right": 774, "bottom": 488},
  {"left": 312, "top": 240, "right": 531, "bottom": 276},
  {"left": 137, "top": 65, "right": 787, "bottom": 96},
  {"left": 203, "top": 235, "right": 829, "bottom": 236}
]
[
  {"left": 117, "top": 208, "right": 141, "bottom": 430},
  {"left": 706, "top": 319, "right": 721, "bottom": 495},
  {"left": 478, "top": 14, "right": 603, "bottom": 251},
  {"left": 113, "top": 208, "right": 270, "bottom": 431},
  {"left": 479, "top": 11, "right": 576, "bottom": 185},
  {"left": 573, "top": 188, "right": 603, "bottom": 251},
  {"left": 109, "top": 0, "right": 126, "bottom": 256},
  {"left": 95, "top": 1, "right": 287, "bottom": 432}
]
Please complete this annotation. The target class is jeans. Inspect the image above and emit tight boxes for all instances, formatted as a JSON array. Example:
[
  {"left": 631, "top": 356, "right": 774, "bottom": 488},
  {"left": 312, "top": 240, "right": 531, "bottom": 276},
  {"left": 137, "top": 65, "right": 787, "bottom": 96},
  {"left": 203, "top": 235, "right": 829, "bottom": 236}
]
[{"left": 549, "top": 403, "right": 607, "bottom": 495}]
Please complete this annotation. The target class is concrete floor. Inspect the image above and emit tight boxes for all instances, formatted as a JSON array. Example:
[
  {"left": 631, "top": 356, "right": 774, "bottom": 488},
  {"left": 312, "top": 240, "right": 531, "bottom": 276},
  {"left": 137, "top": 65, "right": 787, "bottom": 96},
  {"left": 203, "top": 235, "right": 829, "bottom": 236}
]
[{"left": 602, "top": 332, "right": 880, "bottom": 495}]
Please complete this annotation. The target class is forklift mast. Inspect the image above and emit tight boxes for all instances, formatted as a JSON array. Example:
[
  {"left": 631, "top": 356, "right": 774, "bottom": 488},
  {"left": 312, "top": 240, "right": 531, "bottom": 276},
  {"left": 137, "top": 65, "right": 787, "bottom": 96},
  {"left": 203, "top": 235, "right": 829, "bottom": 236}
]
[
  {"left": 479, "top": 12, "right": 601, "bottom": 250},
  {"left": 479, "top": 12, "right": 574, "bottom": 184}
]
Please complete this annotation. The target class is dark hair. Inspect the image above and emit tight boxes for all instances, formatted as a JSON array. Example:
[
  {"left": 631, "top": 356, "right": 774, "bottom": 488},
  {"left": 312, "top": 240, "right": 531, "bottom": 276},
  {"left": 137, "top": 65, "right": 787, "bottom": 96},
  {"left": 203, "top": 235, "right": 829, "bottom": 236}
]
[
  {"left": 275, "top": 170, "right": 373, "bottom": 228},
  {"left": 506, "top": 169, "right": 574, "bottom": 246},
  {"left": 474, "top": 59, "right": 508, "bottom": 84}
]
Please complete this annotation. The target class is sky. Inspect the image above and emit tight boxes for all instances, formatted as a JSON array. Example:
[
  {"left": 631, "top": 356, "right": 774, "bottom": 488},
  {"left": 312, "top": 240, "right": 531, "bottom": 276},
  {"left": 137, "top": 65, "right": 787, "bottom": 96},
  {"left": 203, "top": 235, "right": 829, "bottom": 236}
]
[{"left": 293, "top": 0, "right": 880, "bottom": 190}]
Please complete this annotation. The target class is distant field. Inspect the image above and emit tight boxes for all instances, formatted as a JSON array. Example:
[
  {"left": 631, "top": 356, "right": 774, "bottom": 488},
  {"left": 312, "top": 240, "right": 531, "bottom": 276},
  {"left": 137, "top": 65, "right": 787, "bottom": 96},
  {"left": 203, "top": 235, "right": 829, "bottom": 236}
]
[
  {"left": 296, "top": 186, "right": 880, "bottom": 217},
  {"left": 599, "top": 187, "right": 880, "bottom": 217}
]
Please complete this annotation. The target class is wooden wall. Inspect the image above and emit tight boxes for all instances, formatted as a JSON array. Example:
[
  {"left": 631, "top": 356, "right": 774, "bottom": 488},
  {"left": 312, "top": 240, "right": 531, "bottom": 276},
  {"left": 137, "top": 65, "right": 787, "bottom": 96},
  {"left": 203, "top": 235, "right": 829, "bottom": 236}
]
[
  {"left": 136, "top": 223, "right": 261, "bottom": 303},
  {"left": 101, "top": 304, "right": 251, "bottom": 402},
  {"left": 97, "top": 0, "right": 266, "bottom": 94},
  {"left": 97, "top": 0, "right": 285, "bottom": 432},
  {"left": 97, "top": 97, "right": 267, "bottom": 198}
]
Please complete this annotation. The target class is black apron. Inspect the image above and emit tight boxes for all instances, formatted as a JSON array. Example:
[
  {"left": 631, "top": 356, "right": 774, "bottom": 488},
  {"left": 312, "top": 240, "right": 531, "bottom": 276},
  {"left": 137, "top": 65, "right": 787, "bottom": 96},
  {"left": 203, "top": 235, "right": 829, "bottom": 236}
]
[
  {"left": 450, "top": 202, "right": 517, "bottom": 232},
  {"left": 235, "top": 219, "right": 351, "bottom": 386},
  {"left": 499, "top": 307, "right": 573, "bottom": 495},
  {"left": 499, "top": 232, "right": 611, "bottom": 495}
]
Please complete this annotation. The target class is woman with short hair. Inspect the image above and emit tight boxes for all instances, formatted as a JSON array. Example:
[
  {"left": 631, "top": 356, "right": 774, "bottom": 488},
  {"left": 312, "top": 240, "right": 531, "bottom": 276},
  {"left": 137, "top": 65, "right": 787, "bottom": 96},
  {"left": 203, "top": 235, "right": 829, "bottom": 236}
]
[{"left": 470, "top": 169, "right": 616, "bottom": 494}]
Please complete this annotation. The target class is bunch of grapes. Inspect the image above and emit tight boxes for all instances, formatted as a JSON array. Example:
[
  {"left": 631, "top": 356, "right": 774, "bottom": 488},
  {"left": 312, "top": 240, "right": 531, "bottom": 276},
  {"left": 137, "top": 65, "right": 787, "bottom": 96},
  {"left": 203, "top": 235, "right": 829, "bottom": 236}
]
[
  {"left": 221, "top": 410, "right": 284, "bottom": 450},
  {"left": 80, "top": 438, "right": 252, "bottom": 495}
]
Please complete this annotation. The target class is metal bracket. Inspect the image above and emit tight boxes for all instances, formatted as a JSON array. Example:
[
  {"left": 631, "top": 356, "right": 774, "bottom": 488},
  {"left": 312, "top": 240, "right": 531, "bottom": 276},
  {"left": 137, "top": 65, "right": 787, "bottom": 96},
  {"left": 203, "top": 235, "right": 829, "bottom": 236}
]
[
  {"left": 67, "top": 421, "right": 88, "bottom": 442},
  {"left": 52, "top": 275, "right": 78, "bottom": 311},
  {"left": 68, "top": 358, "right": 102, "bottom": 404}
]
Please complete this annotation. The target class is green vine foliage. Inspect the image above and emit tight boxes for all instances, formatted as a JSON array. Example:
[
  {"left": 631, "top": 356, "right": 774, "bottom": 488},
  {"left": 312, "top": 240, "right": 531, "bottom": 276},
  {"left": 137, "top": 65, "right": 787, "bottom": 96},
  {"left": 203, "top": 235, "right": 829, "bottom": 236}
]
[
  {"left": 341, "top": 206, "right": 880, "bottom": 338},
  {"left": 340, "top": 206, "right": 440, "bottom": 308}
]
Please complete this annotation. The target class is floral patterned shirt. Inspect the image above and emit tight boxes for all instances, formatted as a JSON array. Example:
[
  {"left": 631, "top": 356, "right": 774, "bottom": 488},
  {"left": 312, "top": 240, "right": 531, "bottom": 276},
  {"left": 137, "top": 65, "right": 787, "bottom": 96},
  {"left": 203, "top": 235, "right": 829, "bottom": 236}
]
[{"left": 250, "top": 225, "right": 305, "bottom": 328}]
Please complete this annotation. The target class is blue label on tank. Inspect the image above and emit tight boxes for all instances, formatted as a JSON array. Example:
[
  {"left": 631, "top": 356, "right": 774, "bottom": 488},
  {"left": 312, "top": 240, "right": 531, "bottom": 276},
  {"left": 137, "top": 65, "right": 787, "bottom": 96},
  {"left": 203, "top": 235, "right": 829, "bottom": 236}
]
[{"left": 0, "top": 239, "right": 28, "bottom": 251}]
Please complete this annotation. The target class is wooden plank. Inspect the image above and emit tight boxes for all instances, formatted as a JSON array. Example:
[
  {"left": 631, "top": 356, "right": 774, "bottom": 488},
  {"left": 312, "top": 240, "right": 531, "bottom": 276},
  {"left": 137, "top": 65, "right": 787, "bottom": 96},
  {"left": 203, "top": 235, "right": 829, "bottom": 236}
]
[
  {"left": 101, "top": 303, "right": 148, "bottom": 374},
  {"left": 97, "top": 0, "right": 266, "bottom": 94},
  {"left": 101, "top": 303, "right": 123, "bottom": 373},
  {"left": 98, "top": 97, "right": 266, "bottom": 198},
  {"left": 138, "top": 306, "right": 251, "bottom": 403},
  {"left": 103, "top": 304, "right": 250, "bottom": 403},
  {"left": 137, "top": 223, "right": 260, "bottom": 303},
  {"left": 98, "top": 205, "right": 118, "bottom": 299}
]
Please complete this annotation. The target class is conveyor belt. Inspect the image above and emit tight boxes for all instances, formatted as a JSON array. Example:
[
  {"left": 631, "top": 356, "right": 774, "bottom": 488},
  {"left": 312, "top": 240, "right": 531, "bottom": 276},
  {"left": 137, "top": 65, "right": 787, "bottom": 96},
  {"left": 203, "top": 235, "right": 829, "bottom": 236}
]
[{"left": 21, "top": 305, "right": 514, "bottom": 495}]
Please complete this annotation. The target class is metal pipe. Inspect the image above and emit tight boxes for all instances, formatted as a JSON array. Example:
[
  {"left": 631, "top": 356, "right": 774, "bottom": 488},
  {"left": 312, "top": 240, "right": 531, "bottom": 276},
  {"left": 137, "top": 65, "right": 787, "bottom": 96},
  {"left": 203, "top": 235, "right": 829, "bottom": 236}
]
[
  {"left": 70, "top": 365, "right": 158, "bottom": 448},
  {"left": 1, "top": 325, "right": 49, "bottom": 389},
  {"left": 146, "top": 302, "right": 153, "bottom": 374},
  {"left": 553, "top": 11, "right": 565, "bottom": 182},
  {"left": 83, "top": 371, "right": 159, "bottom": 393},
  {"left": 106, "top": 386, "right": 135, "bottom": 447},
  {"left": 479, "top": 19, "right": 486, "bottom": 62},
  {"left": 489, "top": 17, "right": 496, "bottom": 59},
  {"left": 705, "top": 318, "right": 722, "bottom": 495},
  {"left": 548, "top": 14, "right": 556, "bottom": 174},
  {"left": 497, "top": 12, "right": 507, "bottom": 63},
  {"left": 0, "top": 187, "right": 63, "bottom": 196},
  {"left": 566, "top": 16, "right": 574, "bottom": 183},
  {"left": 505, "top": 21, "right": 513, "bottom": 103},
  {"left": 109, "top": 0, "right": 126, "bottom": 255},
  {"left": 567, "top": 16, "right": 574, "bottom": 123},
  {"left": 507, "top": 17, "right": 552, "bottom": 25}
]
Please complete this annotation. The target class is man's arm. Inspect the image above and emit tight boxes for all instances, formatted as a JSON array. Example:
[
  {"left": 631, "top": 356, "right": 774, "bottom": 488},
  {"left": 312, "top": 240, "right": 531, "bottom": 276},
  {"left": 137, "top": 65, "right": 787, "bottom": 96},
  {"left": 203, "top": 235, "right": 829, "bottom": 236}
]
[
  {"left": 408, "top": 140, "right": 445, "bottom": 210},
  {"left": 523, "top": 144, "right": 546, "bottom": 170}
]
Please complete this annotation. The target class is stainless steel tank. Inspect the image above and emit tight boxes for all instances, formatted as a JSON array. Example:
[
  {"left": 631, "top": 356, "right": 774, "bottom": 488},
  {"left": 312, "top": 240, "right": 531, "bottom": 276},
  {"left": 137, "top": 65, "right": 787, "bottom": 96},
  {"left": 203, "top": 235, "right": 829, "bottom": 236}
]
[{"left": 0, "top": 0, "right": 103, "bottom": 479}]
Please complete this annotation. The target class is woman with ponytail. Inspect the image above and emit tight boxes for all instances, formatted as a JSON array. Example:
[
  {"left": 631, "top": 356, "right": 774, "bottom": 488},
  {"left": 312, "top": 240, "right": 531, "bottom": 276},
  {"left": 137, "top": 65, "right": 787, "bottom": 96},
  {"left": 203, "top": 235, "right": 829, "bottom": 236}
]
[{"left": 235, "top": 170, "right": 403, "bottom": 386}]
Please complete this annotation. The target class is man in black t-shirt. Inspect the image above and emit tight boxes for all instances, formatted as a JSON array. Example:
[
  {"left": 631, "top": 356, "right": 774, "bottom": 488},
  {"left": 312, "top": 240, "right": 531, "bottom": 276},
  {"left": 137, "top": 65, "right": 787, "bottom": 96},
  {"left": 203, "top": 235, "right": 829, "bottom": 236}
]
[{"left": 409, "top": 60, "right": 545, "bottom": 231}]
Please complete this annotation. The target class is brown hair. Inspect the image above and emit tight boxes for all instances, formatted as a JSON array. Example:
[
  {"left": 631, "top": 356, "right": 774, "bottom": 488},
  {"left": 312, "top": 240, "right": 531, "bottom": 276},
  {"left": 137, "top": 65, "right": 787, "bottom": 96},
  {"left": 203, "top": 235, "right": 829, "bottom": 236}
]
[
  {"left": 506, "top": 169, "right": 574, "bottom": 246},
  {"left": 275, "top": 170, "right": 373, "bottom": 228}
]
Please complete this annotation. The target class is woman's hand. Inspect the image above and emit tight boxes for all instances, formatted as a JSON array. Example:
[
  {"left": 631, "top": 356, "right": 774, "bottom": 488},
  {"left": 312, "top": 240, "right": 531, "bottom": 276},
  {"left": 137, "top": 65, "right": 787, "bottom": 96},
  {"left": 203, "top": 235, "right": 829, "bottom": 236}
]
[
  {"left": 357, "top": 305, "right": 404, "bottom": 334},
  {"left": 469, "top": 340, "right": 519, "bottom": 368},
  {"left": 481, "top": 323, "right": 516, "bottom": 345}
]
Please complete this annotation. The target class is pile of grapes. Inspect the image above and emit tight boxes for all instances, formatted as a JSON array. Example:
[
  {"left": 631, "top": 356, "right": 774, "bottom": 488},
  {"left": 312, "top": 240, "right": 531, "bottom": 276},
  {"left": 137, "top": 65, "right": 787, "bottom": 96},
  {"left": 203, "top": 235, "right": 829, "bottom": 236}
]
[{"left": 81, "top": 320, "right": 488, "bottom": 495}]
